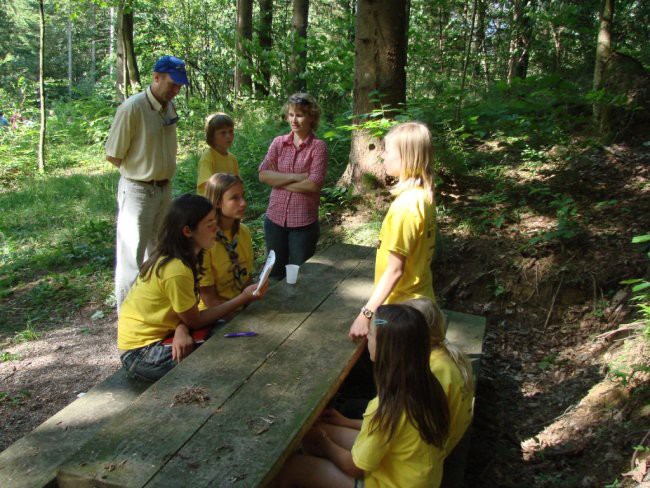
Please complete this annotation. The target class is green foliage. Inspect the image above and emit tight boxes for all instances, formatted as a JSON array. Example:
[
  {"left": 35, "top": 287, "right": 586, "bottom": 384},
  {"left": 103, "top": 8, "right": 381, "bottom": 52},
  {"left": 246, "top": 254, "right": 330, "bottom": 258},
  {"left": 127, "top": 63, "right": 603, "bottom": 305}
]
[
  {"left": 0, "top": 352, "right": 21, "bottom": 362},
  {"left": 0, "top": 389, "right": 30, "bottom": 406},
  {"left": 528, "top": 195, "right": 582, "bottom": 246},
  {"left": 320, "top": 186, "right": 355, "bottom": 223},
  {"left": 621, "top": 234, "right": 650, "bottom": 338}
]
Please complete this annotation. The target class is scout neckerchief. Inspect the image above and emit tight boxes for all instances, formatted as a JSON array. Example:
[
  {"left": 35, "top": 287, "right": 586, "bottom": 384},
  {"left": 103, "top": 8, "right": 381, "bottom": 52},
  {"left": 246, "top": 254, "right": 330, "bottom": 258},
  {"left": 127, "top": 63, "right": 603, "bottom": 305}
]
[{"left": 216, "top": 229, "right": 247, "bottom": 292}]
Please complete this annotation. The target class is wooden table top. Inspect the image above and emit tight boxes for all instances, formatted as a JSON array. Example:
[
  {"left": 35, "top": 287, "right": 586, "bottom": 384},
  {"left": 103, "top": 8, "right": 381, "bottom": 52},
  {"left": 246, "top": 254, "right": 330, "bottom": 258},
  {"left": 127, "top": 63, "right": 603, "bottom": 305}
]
[{"left": 57, "top": 243, "right": 375, "bottom": 488}]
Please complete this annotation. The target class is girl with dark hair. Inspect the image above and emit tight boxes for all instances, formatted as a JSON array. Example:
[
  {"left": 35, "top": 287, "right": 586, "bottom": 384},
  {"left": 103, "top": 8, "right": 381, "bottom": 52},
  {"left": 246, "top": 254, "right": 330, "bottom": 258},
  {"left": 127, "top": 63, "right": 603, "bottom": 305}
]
[
  {"left": 258, "top": 93, "right": 328, "bottom": 280},
  {"left": 277, "top": 304, "right": 450, "bottom": 488},
  {"left": 200, "top": 173, "right": 267, "bottom": 314},
  {"left": 118, "top": 194, "right": 263, "bottom": 382}
]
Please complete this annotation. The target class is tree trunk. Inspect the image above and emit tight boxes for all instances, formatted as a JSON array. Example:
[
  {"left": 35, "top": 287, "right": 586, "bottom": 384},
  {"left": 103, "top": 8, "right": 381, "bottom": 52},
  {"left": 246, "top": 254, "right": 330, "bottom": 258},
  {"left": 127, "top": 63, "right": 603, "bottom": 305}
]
[
  {"left": 457, "top": 0, "right": 478, "bottom": 118},
  {"left": 116, "top": 2, "right": 127, "bottom": 100},
  {"left": 91, "top": 5, "right": 96, "bottom": 87},
  {"left": 507, "top": 0, "right": 534, "bottom": 83},
  {"left": 122, "top": 4, "right": 140, "bottom": 92},
  {"left": 289, "top": 0, "right": 309, "bottom": 93},
  {"left": 38, "top": 0, "right": 46, "bottom": 174},
  {"left": 256, "top": 0, "right": 273, "bottom": 96},
  {"left": 235, "top": 0, "right": 253, "bottom": 95},
  {"left": 67, "top": 7, "right": 72, "bottom": 97},
  {"left": 593, "top": 0, "right": 615, "bottom": 124},
  {"left": 109, "top": 7, "right": 115, "bottom": 78},
  {"left": 340, "top": 0, "right": 409, "bottom": 190},
  {"left": 473, "top": 0, "right": 489, "bottom": 83}
]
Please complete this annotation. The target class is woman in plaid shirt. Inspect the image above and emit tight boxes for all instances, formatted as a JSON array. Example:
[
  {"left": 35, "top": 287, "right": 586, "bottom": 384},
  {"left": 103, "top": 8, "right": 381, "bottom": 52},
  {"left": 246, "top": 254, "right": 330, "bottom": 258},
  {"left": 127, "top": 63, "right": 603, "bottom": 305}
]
[{"left": 258, "top": 93, "right": 328, "bottom": 280}]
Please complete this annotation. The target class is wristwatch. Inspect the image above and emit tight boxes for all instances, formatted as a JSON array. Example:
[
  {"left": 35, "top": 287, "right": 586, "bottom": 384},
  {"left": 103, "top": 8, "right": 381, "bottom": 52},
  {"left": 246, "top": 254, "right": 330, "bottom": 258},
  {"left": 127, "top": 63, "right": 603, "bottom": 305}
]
[{"left": 361, "top": 306, "right": 374, "bottom": 319}]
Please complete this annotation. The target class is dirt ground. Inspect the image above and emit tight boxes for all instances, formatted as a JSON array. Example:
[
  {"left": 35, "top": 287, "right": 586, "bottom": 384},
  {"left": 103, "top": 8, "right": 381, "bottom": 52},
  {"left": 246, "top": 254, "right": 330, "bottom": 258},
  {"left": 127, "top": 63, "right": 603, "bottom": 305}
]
[{"left": 1, "top": 142, "right": 649, "bottom": 486}]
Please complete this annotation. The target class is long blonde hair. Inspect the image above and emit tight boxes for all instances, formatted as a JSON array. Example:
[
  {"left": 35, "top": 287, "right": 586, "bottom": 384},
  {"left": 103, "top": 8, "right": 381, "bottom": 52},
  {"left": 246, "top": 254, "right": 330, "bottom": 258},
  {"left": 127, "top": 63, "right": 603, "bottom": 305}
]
[
  {"left": 404, "top": 298, "right": 474, "bottom": 393},
  {"left": 385, "top": 122, "right": 435, "bottom": 204}
]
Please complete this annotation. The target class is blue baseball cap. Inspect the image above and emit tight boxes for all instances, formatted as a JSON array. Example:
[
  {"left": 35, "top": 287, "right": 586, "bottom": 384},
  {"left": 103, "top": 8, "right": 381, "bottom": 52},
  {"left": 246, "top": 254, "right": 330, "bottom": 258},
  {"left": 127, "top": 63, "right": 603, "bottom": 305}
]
[{"left": 153, "top": 55, "right": 189, "bottom": 85}]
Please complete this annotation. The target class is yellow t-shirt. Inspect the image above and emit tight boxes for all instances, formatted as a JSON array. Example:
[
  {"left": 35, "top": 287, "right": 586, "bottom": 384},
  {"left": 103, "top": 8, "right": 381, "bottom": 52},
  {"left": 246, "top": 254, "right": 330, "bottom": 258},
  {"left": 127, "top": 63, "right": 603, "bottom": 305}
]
[
  {"left": 429, "top": 348, "right": 474, "bottom": 454},
  {"left": 199, "top": 224, "right": 253, "bottom": 307},
  {"left": 375, "top": 187, "right": 436, "bottom": 304},
  {"left": 196, "top": 147, "right": 240, "bottom": 195},
  {"left": 351, "top": 397, "right": 446, "bottom": 488},
  {"left": 118, "top": 258, "right": 198, "bottom": 350}
]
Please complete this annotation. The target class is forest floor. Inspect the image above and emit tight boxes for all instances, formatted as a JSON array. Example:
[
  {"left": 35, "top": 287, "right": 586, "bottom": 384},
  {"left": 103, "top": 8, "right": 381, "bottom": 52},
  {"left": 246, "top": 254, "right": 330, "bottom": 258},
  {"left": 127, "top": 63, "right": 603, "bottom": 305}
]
[{"left": 1, "top": 140, "right": 649, "bottom": 487}]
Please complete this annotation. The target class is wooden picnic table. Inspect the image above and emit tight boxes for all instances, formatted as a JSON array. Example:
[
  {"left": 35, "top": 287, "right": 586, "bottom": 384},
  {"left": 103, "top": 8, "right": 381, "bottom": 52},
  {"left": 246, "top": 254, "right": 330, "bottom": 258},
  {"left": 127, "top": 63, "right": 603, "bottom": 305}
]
[
  {"left": 53, "top": 242, "right": 486, "bottom": 488},
  {"left": 57, "top": 243, "right": 375, "bottom": 488}
]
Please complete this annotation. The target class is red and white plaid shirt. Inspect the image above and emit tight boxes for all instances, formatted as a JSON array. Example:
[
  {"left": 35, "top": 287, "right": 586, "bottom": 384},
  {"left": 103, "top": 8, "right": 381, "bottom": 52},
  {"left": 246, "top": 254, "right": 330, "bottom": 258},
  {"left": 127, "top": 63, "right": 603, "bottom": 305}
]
[{"left": 258, "top": 132, "right": 328, "bottom": 228}]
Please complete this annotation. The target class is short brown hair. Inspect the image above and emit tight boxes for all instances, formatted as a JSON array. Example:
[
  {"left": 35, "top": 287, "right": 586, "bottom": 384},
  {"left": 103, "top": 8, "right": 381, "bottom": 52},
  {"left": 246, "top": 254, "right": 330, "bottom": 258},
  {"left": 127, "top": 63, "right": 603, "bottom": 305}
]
[
  {"left": 205, "top": 113, "right": 234, "bottom": 148},
  {"left": 282, "top": 93, "right": 321, "bottom": 131}
]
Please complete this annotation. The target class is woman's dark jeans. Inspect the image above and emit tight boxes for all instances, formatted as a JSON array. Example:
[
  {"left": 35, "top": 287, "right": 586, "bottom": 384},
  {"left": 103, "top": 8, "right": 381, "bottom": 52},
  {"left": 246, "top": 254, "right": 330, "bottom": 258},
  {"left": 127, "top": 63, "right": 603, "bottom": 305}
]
[{"left": 264, "top": 217, "right": 320, "bottom": 279}]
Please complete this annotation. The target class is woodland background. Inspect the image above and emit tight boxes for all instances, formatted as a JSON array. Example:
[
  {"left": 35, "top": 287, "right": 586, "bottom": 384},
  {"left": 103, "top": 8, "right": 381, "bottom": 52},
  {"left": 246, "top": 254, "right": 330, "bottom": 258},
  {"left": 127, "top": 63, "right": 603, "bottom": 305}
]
[{"left": 1, "top": 1, "right": 649, "bottom": 487}]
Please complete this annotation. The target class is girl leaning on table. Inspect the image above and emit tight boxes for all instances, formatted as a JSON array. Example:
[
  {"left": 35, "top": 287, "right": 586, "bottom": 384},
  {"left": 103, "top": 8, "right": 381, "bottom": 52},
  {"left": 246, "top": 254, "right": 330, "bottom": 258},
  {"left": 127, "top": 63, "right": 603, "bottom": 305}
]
[
  {"left": 117, "top": 194, "right": 266, "bottom": 383},
  {"left": 349, "top": 121, "right": 437, "bottom": 339},
  {"left": 199, "top": 173, "right": 259, "bottom": 318},
  {"left": 276, "top": 304, "right": 450, "bottom": 488}
]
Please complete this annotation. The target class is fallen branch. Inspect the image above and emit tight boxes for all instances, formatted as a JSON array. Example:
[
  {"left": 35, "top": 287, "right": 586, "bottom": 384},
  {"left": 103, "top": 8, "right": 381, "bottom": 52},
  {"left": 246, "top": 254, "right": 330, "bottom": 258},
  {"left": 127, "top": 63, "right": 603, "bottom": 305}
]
[
  {"left": 597, "top": 321, "right": 644, "bottom": 342},
  {"left": 542, "top": 274, "right": 564, "bottom": 332},
  {"left": 631, "top": 430, "right": 650, "bottom": 470}
]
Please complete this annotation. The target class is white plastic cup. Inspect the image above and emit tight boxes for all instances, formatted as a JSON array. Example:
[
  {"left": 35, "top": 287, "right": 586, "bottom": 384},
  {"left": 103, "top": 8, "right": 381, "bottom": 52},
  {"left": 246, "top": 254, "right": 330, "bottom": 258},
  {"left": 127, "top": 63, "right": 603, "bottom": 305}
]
[{"left": 285, "top": 264, "right": 299, "bottom": 285}]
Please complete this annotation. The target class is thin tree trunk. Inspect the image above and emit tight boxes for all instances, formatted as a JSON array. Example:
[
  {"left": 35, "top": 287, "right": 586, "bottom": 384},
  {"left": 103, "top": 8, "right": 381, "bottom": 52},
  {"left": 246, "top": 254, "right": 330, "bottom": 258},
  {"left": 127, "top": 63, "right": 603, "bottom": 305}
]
[
  {"left": 109, "top": 7, "right": 115, "bottom": 78},
  {"left": 67, "top": 7, "right": 72, "bottom": 97},
  {"left": 507, "top": 0, "right": 535, "bottom": 83},
  {"left": 593, "top": 0, "right": 614, "bottom": 122},
  {"left": 116, "top": 2, "right": 127, "bottom": 100},
  {"left": 122, "top": 5, "right": 140, "bottom": 91},
  {"left": 473, "top": 0, "right": 488, "bottom": 82},
  {"left": 457, "top": 0, "right": 478, "bottom": 118},
  {"left": 289, "top": 0, "right": 309, "bottom": 93},
  {"left": 38, "top": 0, "right": 46, "bottom": 173},
  {"left": 235, "top": 0, "right": 253, "bottom": 95},
  {"left": 91, "top": 5, "right": 96, "bottom": 87},
  {"left": 257, "top": 0, "right": 273, "bottom": 96},
  {"left": 341, "top": 0, "right": 409, "bottom": 189}
]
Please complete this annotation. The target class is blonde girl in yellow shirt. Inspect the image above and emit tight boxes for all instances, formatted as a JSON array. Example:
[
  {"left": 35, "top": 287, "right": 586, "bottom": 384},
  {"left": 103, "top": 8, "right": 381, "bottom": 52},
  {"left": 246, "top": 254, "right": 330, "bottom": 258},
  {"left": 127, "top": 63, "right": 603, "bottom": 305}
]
[
  {"left": 199, "top": 173, "right": 258, "bottom": 314},
  {"left": 276, "top": 304, "right": 450, "bottom": 488},
  {"left": 196, "top": 113, "right": 239, "bottom": 195},
  {"left": 349, "top": 122, "right": 436, "bottom": 339},
  {"left": 118, "top": 194, "right": 264, "bottom": 382},
  {"left": 405, "top": 298, "right": 474, "bottom": 484}
]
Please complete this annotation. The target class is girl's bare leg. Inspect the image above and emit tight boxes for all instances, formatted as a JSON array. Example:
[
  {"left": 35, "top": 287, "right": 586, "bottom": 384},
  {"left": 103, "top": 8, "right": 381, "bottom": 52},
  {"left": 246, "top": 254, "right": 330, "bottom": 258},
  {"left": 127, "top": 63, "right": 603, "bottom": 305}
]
[
  {"left": 319, "top": 423, "right": 359, "bottom": 451},
  {"left": 276, "top": 453, "right": 355, "bottom": 488}
]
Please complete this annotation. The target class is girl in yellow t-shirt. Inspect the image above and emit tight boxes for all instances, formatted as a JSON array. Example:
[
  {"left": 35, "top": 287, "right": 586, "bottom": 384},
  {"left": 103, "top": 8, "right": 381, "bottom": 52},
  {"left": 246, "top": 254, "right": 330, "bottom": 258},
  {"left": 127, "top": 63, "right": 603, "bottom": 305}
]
[
  {"left": 405, "top": 298, "right": 474, "bottom": 461},
  {"left": 276, "top": 304, "right": 450, "bottom": 488},
  {"left": 199, "top": 173, "right": 255, "bottom": 314},
  {"left": 349, "top": 121, "right": 437, "bottom": 340},
  {"left": 118, "top": 194, "right": 265, "bottom": 382},
  {"left": 196, "top": 113, "right": 239, "bottom": 195}
]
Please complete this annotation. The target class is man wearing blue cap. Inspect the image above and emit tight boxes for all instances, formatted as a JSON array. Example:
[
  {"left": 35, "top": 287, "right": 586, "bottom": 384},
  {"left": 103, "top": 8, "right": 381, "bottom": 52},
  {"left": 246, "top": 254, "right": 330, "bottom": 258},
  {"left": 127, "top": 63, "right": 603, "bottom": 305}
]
[{"left": 105, "top": 55, "right": 189, "bottom": 309}]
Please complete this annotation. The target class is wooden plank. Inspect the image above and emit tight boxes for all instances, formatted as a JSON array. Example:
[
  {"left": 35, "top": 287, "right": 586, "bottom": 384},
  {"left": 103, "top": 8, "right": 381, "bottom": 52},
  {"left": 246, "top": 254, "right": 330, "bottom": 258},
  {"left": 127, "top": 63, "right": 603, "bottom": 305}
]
[
  {"left": 0, "top": 368, "right": 150, "bottom": 488},
  {"left": 144, "top": 249, "right": 375, "bottom": 487},
  {"left": 56, "top": 244, "right": 374, "bottom": 488}
]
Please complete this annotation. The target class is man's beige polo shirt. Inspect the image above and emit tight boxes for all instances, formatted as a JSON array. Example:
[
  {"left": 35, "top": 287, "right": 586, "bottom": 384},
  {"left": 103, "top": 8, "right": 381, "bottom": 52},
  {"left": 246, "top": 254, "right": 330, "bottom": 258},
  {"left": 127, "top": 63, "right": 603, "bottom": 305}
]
[{"left": 105, "top": 86, "right": 177, "bottom": 181}]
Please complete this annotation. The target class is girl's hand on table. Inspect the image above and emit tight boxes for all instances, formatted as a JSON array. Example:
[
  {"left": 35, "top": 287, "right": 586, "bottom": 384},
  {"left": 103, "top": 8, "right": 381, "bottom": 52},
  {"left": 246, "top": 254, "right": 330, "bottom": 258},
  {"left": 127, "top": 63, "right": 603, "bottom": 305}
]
[{"left": 172, "top": 323, "right": 194, "bottom": 362}]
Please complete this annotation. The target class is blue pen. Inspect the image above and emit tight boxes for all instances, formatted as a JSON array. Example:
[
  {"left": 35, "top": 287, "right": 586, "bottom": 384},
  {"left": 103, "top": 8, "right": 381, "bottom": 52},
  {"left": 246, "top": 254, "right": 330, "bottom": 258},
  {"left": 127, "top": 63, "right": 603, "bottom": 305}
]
[{"left": 224, "top": 331, "right": 258, "bottom": 338}]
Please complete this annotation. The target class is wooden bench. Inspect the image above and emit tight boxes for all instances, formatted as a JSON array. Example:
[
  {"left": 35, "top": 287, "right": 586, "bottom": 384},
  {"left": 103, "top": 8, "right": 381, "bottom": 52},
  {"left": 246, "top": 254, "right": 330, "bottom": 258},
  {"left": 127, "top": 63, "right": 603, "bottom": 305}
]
[
  {"left": 0, "top": 243, "right": 486, "bottom": 488},
  {"left": 0, "top": 369, "right": 150, "bottom": 488}
]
